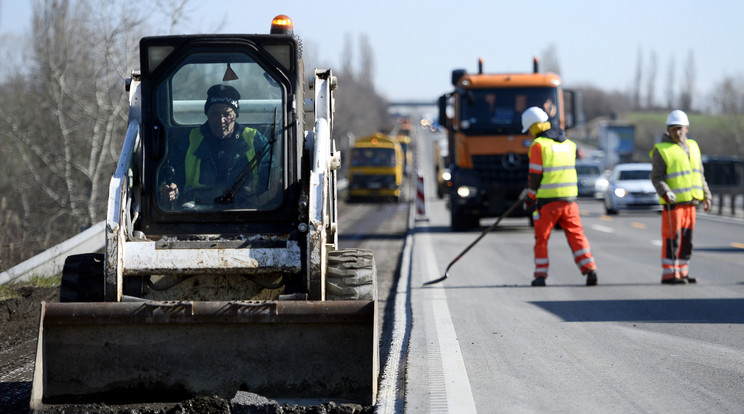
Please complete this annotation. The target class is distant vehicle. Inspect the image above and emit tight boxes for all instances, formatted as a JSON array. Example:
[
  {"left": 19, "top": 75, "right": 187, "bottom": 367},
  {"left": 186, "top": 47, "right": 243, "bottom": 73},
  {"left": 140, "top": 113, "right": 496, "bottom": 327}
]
[
  {"left": 603, "top": 163, "right": 661, "bottom": 215},
  {"left": 433, "top": 139, "right": 451, "bottom": 198},
  {"left": 348, "top": 133, "right": 404, "bottom": 202},
  {"left": 598, "top": 123, "right": 635, "bottom": 170},
  {"left": 593, "top": 169, "right": 611, "bottom": 200},
  {"left": 575, "top": 161, "right": 603, "bottom": 198}
]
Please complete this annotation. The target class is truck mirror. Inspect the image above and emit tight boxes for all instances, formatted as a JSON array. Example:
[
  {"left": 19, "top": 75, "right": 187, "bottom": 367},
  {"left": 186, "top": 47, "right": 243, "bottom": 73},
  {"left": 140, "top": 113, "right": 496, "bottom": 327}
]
[
  {"left": 564, "top": 90, "right": 585, "bottom": 129},
  {"left": 438, "top": 95, "right": 448, "bottom": 127},
  {"left": 451, "top": 69, "right": 466, "bottom": 86}
]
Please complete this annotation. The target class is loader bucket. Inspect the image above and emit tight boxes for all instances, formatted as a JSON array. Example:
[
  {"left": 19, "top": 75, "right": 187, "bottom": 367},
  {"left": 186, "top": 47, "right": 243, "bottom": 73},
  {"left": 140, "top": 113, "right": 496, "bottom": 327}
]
[{"left": 30, "top": 300, "right": 378, "bottom": 410}]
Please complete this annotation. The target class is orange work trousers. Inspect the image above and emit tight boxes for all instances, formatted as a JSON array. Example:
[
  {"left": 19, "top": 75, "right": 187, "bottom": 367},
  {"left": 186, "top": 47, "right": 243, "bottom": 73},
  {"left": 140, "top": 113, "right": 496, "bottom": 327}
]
[
  {"left": 533, "top": 200, "right": 596, "bottom": 279},
  {"left": 661, "top": 204, "right": 695, "bottom": 281}
]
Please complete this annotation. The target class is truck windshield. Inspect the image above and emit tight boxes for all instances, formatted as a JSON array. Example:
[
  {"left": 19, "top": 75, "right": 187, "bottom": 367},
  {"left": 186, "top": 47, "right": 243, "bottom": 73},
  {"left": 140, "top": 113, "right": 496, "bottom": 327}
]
[
  {"left": 459, "top": 87, "right": 560, "bottom": 135},
  {"left": 153, "top": 52, "right": 285, "bottom": 213},
  {"left": 351, "top": 147, "right": 396, "bottom": 167}
]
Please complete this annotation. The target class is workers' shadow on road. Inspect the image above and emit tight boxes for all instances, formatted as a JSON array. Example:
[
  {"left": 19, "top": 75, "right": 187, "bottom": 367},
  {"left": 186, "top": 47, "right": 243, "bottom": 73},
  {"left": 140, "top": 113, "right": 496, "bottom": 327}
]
[
  {"left": 530, "top": 298, "right": 744, "bottom": 324},
  {"left": 694, "top": 246, "right": 744, "bottom": 254},
  {"left": 415, "top": 225, "right": 532, "bottom": 234},
  {"left": 339, "top": 233, "right": 405, "bottom": 241}
]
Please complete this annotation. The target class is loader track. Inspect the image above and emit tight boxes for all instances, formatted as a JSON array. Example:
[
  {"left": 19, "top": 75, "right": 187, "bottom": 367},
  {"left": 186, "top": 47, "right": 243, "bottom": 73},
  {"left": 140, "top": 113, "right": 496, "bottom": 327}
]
[{"left": 327, "top": 248, "right": 377, "bottom": 301}]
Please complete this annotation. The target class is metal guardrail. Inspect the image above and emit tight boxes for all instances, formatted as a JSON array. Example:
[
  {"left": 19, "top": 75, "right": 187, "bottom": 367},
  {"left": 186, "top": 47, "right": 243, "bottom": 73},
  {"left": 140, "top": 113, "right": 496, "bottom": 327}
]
[{"left": 0, "top": 221, "right": 106, "bottom": 285}]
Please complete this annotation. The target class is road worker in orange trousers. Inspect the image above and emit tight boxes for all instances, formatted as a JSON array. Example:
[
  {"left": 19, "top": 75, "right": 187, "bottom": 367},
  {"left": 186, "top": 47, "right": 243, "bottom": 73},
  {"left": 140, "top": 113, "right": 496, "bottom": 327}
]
[
  {"left": 650, "top": 110, "right": 711, "bottom": 284},
  {"left": 521, "top": 107, "right": 598, "bottom": 287}
]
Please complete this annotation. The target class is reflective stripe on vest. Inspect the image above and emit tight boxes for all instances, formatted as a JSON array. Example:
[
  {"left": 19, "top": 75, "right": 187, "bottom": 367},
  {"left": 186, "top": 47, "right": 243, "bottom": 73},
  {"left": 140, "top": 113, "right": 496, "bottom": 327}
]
[
  {"left": 650, "top": 139, "right": 703, "bottom": 204},
  {"left": 531, "top": 137, "right": 578, "bottom": 198},
  {"left": 184, "top": 127, "right": 258, "bottom": 189}
]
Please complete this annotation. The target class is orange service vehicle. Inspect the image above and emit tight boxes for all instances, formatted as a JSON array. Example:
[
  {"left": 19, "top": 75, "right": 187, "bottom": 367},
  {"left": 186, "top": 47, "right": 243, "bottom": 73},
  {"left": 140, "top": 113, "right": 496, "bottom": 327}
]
[{"left": 438, "top": 58, "right": 583, "bottom": 230}]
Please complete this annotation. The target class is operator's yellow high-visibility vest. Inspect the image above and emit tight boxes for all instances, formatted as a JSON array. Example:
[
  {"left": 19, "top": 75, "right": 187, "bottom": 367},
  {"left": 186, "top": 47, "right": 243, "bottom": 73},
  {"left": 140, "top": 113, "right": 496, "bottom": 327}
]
[
  {"left": 649, "top": 139, "right": 704, "bottom": 204},
  {"left": 531, "top": 136, "right": 578, "bottom": 198},
  {"left": 184, "top": 127, "right": 259, "bottom": 189}
]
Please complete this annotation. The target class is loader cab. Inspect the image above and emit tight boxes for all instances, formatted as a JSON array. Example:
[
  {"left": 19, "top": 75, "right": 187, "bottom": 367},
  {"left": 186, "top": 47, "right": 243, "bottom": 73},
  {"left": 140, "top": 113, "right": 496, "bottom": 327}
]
[{"left": 136, "top": 33, "right": 304, "bottom": 236}]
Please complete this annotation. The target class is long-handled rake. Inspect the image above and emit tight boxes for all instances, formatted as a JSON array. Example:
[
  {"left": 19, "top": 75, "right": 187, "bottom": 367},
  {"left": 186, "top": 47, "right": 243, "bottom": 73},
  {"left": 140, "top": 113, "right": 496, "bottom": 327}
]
[{"left": 423, "top": 195, "right": 526, "bottom": 286}]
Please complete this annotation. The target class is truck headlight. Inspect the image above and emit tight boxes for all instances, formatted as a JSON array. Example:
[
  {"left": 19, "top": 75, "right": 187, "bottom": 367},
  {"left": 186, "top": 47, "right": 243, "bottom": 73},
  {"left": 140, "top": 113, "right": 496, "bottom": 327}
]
[{"left": 456, "top": 186, "right": 477, "bottom": 198}]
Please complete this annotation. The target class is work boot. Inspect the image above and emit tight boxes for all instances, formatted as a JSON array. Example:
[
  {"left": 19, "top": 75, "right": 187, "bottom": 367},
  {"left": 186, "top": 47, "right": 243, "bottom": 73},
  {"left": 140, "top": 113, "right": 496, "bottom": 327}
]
[
  {"left": 661, "top": 278, "right": 688, "bottom": 285},
  {"left": 684, "top": 275, "right": 697, "bottom": 284},
  {"left": 585, "top": 271, "right": 598, "bottom": 286},
  {"left": 531, "top": 277, "right": 546, "bottom": 287}
]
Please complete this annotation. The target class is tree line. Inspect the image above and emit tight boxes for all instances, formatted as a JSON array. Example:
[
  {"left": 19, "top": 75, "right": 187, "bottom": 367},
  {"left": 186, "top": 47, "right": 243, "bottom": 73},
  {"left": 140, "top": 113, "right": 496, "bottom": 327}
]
[{"left": 541, "top": 44, "right": 744, "bottom": 157}]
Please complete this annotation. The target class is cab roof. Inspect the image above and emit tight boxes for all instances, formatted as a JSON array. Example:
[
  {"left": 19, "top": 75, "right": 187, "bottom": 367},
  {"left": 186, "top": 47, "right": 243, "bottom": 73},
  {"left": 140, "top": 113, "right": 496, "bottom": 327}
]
[{"left": 459, "top": 72, "right": 562, "bottom": 88}]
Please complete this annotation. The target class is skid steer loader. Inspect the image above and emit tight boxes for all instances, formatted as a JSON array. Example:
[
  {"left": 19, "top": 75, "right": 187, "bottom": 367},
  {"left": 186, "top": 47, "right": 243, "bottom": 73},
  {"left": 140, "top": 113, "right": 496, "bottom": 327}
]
[{"left": 30, "top": 15, "right": 378, "bottom": 410}]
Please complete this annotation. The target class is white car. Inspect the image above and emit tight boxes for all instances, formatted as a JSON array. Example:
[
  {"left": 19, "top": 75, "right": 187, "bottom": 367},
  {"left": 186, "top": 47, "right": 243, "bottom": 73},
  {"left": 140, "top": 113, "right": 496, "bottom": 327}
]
[{"left": 603, "top": 163, "right": 662, "bottom": 215}]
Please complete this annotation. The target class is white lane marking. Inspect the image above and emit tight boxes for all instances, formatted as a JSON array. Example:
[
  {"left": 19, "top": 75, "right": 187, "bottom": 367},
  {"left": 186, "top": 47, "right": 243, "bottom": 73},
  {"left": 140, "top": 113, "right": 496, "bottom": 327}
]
[
  {"left": 592, "top": 224, "right": 614, "bottom": 233},
  {"left": 420, "top": 232, "right": 477, "bottom": 414},
  {"left": 651, "top": 240, "right": 662, "bottom": 246},
  {"left": 375, "top": 204, "right": 414, "bottom": 414}
]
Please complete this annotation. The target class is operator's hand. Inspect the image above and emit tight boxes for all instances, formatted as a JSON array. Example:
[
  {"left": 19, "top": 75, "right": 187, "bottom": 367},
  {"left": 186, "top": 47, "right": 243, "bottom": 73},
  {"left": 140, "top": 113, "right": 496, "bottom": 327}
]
[
  {"left": 663, "top": 191, "right": 676, "bottom": 204},
  {"left": 523, "top": 197, "right": 535, "bottom": 212},
  {"left": 520, "top": 188, "right": 535, "bottom": 211},
  {"left": 703, "top": 199, "right": 711, "bottom": 212},
  {"left": 519, "top": 188, "right": 529, "bottom": 201},
  {"left": 160, "top": 183, "right": 179, "bottom": 202},
  {"left": 523, "top": 195, "right": 536, "bottom": 212}
]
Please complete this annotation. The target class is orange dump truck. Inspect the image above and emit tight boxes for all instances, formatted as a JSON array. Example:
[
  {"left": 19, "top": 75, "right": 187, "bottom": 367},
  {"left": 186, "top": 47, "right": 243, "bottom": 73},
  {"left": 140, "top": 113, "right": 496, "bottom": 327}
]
[{"left": 439, "top": 58, "right": 583, "bottom": 230}]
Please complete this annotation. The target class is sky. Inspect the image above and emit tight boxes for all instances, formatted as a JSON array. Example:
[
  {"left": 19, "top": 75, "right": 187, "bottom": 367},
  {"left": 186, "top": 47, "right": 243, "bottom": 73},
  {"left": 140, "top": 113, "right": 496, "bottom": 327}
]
[{"left": 1, "top": 0, "right": 743, "bottom": 109}]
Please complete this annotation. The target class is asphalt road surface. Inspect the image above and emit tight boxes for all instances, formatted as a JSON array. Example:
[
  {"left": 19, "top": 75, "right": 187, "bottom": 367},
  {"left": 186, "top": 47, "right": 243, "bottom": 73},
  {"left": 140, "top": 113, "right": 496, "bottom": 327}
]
[{"left": 402, "top": 125, "right": 744, "bottom": 413}]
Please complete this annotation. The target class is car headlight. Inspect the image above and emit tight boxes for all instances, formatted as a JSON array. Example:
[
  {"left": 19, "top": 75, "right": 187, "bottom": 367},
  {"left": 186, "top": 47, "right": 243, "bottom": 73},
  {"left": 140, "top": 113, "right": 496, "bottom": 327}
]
[
  {"left": 595, "top": 178, "right": 608, "bottom": 190},
  {"left": 614, "top": 188, "right": 627, "bottom": 198}
]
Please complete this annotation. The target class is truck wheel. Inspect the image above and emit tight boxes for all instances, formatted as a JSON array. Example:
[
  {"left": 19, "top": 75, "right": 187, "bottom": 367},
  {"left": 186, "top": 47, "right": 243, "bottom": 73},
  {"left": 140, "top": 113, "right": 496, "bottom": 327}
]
[
  {"left": 604, "top": 198, "right": 618, "bottom": 215},
  {"left": 326, "top": 249, "right": 377, "bottom": 301},
  {"left": 59, "top": 253, "right": 105, "bottom": 302},
  {"left": 450, "top": 206, "right": 466, "bottom": 231},
  {"left": 450, "top": 207, "right": 478, "bottom": 231}
]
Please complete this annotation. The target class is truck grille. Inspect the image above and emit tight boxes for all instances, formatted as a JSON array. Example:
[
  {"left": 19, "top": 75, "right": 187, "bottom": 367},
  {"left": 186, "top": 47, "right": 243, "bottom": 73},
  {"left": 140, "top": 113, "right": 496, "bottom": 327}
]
[
  {"left": 471, "top": 154, "right": 529, "bottom": 184},
  {"left": 351, "top": 174, "right": 397, "bottom": 190}
]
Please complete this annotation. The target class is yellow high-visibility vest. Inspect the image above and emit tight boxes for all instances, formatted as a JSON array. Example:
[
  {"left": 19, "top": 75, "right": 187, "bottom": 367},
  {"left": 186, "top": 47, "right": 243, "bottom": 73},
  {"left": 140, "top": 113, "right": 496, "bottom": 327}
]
[
  {"left": 649, "top": 139, "right": 704, "bottom": 204},
  {"left": 531, "top": 137, "right": 578, "bottom": 198},
  {"left": 184, "top": 127, "right": 259, "bottom": 190}
]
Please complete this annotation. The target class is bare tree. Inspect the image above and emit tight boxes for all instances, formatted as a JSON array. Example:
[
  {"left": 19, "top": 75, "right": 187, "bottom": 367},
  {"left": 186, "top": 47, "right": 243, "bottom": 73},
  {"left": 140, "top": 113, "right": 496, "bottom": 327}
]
[
  {"left": 646, "top": 50, "right": 657, "bottom": 109},
  {"left": 680, "top": 49, "right": 696, "bottom": 111},
  {"left": 633, "top": 48, "right": 643, "bottom": 109},
  {"left": 154, "top": 0, "right": 193, "bottom": 34},
  {"left": 710, "top": 75, "right": 744, "bottom": 156},
  {"left": 665, "top": 55, "right": 676, "bottom": 109},
  {"left": 540, "top": 44, "right": 561, "bottom": 75},
  {"left": 0, "top": 0, "right": 150, "bottom": 270},
  {"left": 340, "top": 33, "right": 354, "bottom": 82},
  {"left": 575, "top": 84, "right": 632, "bottom": 122},
  {"left": 358, "top": 34, "right": 374, "bottom": 85},
  {"left": 331, "top": 34, "right": 388, "bottom": 156}
]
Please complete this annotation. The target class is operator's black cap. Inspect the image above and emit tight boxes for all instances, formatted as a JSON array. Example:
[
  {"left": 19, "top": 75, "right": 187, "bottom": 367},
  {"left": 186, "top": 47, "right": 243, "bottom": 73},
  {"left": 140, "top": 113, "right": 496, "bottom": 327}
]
[{"left": 204, "top": 84, "right": 240, "bottom": 115}]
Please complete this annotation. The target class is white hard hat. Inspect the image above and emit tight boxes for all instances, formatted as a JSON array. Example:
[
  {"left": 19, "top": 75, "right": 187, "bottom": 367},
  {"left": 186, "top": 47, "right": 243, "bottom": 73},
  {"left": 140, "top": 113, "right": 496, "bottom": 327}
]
[
  {"left": 521, "top": 106, "right": 549, "bottom": 133},
  {"left": 666, "top": 110, "right": 689, "bottom": 126}
]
